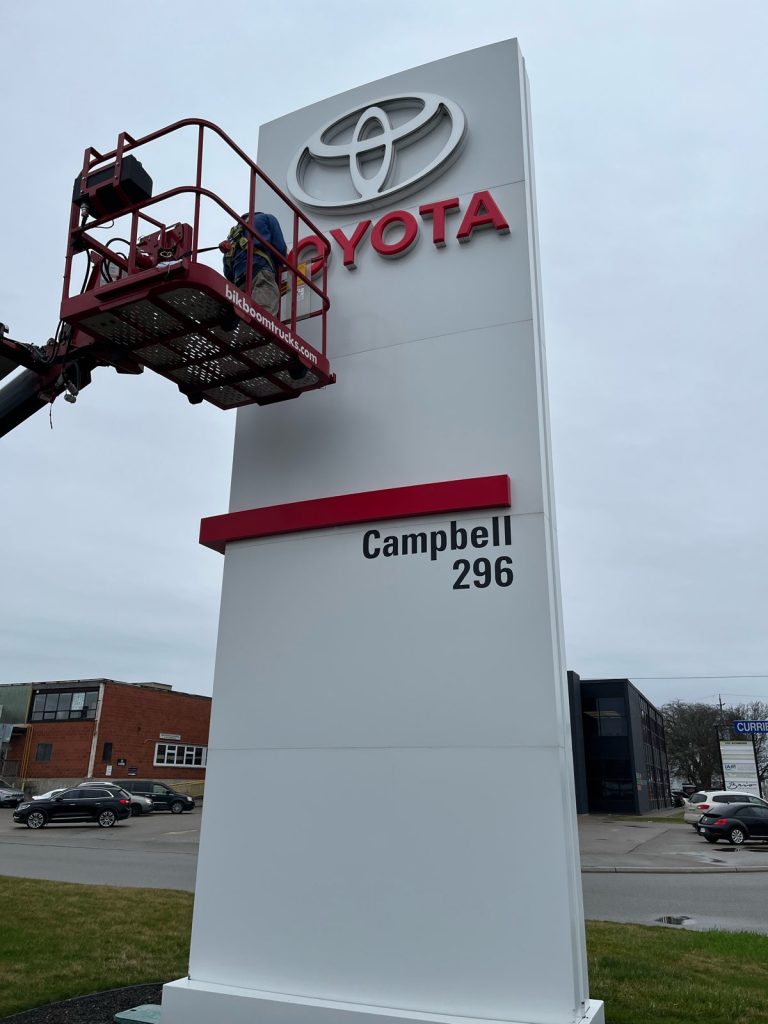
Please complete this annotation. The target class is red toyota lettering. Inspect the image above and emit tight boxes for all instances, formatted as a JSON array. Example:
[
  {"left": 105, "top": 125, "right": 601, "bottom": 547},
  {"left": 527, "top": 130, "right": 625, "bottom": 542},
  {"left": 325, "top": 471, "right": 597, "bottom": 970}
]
[
  {"left": 456, "top": 190, "right": 510, "bottom": 243},
  {"left": 330, "top": 221, "right": 371, "bottom": 269},
  {"left": 370, "top": 210, "right": 419, "bottom": 258},
  {"left": 419, "top": 197, "right": 460, "bottom": 247},
  {"left": 289, "top": 234, "right": 328, "bottom": 278}
]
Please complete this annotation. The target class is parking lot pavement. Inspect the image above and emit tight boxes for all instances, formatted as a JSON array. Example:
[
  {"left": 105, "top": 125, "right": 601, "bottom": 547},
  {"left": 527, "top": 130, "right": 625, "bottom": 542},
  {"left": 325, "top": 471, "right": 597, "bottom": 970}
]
[
  {"left": 578, "top": 814, "right": 768, "bottom": 873},
  {"left": 4, "top": 807, "right": 768, "bottom": 892},
  {"left": 0, "top": 807, "right": 199, "bottom": 890},
  {"left": 582, "top": 869, "right": 768, "bottom": 933}
]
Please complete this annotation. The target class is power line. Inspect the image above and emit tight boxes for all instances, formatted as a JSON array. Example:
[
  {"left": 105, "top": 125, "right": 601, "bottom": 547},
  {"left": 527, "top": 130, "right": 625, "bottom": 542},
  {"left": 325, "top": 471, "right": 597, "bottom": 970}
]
[
  {"left": 623, "top": 674, "right": 768, "bottom": 681},
  {"left": 716, "top": 696, "right": 768, "bottom": 704}
]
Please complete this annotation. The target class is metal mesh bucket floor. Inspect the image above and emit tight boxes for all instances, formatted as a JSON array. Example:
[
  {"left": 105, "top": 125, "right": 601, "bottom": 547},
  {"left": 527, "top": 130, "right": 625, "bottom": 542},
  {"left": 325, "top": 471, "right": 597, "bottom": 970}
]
[{"left": 68, "top": 267, "right": 332, "bottom": 409}]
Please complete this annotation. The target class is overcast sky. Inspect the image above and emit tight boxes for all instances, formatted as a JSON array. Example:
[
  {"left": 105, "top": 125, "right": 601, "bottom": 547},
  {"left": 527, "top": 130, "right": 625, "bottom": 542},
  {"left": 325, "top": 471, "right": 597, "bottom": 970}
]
[{"left": 1, "top": 1, "right": 766, "bottom": 710}]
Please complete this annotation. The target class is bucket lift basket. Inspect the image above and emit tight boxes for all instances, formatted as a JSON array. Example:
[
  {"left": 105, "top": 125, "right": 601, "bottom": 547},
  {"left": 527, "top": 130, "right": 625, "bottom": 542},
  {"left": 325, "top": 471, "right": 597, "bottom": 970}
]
[{"left": 58, "top": 119, "right": 333, "bottom": 409}]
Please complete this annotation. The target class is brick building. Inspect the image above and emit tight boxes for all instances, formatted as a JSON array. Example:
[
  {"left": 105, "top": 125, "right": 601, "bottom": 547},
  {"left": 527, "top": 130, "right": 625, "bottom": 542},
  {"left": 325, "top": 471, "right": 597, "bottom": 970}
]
[{"left": 0, "top": 678, "right": 211, "bottom": 787}]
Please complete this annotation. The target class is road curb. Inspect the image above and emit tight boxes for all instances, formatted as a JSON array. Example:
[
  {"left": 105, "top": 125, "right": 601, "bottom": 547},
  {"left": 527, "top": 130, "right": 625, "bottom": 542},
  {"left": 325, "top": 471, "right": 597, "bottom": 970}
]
[{"left": 582, "top": 865, "right": 768, "bottom": 874}]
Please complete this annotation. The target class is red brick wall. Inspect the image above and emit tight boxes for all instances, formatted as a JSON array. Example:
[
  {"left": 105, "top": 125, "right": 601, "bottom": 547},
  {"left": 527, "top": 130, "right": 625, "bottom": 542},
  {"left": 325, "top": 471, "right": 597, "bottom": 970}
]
[
  {"left": 94, "top": 683, "right": 211, "bottom": 782},
  {"left": 8, "top": 682, "right": 212, "bottom": 784},
  {"left": 16, "top": 721, "right": 96, "bottom": 778}
]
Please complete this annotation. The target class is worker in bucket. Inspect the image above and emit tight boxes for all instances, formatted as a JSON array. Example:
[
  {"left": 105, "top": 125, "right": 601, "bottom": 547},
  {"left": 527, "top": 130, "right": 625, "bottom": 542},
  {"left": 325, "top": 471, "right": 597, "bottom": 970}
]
[{"left": 219, "top": 211, "right": 287, "bottom": 317}]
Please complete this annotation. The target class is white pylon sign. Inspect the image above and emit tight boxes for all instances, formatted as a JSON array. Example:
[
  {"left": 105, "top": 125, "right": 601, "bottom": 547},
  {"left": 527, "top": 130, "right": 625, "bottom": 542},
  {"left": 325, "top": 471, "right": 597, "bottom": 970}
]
[{"left": 163, "top": 39, "right": 604, "bottom": 1024}]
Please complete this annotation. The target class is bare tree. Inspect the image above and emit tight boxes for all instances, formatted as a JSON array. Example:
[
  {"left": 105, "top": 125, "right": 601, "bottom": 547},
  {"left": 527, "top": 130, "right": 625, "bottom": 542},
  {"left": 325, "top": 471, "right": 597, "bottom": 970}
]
[{"left": 661, "top": 701, "right": 723, "bottom": 789}]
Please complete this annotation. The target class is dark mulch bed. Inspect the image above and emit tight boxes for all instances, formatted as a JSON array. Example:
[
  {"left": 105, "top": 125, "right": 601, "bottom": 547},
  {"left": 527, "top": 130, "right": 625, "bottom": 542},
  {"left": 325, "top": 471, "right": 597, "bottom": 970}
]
[{"left": 0, "top": 984, "right": 163, "bottom": 1024}]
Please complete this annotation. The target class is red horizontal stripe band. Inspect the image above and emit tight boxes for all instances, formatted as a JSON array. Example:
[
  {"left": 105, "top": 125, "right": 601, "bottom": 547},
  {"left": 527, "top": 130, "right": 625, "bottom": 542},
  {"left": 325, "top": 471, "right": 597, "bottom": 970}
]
[{"left": 199, "top": 475, "right": 511, "bottom": 553}]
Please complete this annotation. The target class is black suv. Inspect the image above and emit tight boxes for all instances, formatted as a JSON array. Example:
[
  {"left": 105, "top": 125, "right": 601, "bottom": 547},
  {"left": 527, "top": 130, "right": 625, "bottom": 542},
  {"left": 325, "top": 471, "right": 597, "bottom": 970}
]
[
  {"left": 13, "top": 787, "right": 131, "bottom": 829},
  {"left": 119, "top": 779, "right": 195, "bottom": 813}
]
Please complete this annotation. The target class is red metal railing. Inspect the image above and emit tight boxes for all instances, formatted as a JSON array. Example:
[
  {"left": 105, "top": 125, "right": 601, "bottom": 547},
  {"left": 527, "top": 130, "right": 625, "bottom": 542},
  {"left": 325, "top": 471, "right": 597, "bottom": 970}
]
[{"left": 65, "top": 118, "right": 331, "bottom": 358}]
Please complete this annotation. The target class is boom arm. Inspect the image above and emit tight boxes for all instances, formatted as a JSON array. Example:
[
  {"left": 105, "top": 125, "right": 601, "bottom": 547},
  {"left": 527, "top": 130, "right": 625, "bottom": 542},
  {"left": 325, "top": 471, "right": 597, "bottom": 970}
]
[{"left": 0, "top": 326, "right": 99, "bottom": 438}]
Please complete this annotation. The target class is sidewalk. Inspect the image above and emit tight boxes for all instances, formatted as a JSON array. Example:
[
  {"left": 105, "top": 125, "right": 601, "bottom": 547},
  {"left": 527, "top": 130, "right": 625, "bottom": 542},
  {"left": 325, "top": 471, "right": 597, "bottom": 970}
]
[{"left": 578, "top": 812, "right": 768, "bottom": 874}]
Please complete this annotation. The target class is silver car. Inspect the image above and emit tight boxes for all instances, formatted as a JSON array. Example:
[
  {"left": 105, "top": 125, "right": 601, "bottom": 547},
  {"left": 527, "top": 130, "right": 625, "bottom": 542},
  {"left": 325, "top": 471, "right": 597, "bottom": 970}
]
[{"left": 0, "top": 777, "right": 25, "bottom": 807}]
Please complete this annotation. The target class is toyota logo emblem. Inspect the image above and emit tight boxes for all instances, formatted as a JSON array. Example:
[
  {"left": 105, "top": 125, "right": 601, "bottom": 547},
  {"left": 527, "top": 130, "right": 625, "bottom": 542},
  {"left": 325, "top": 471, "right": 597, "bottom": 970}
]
[{"left": 287, "top": 93, "right": 467, "bottom": 213}]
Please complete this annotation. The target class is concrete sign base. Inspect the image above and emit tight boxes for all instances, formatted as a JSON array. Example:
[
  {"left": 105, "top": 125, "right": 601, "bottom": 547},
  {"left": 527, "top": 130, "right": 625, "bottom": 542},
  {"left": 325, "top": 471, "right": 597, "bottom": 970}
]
[{"left": 163, "top": 980, "right": 605, "bottom": 1024}]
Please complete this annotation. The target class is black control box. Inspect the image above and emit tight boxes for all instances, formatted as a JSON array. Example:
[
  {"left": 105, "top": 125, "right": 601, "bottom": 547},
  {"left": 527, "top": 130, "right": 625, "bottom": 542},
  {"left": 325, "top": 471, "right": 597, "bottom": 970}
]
[{"left": 72, "top": 155, "right": 153, "bottom": 217}]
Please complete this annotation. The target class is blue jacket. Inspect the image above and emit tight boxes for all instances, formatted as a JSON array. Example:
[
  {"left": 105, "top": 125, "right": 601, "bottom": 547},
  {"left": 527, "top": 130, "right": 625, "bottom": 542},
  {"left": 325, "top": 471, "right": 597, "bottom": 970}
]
[{"left": 223, "top": 212, "right": 287, "bottom": 285}]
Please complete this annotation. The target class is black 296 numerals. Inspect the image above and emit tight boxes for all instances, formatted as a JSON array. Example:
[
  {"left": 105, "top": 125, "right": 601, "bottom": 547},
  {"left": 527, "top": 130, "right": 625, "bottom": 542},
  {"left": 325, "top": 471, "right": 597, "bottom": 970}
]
[{"left": 453, "top": 556, "right": 514, "bottom": 590}]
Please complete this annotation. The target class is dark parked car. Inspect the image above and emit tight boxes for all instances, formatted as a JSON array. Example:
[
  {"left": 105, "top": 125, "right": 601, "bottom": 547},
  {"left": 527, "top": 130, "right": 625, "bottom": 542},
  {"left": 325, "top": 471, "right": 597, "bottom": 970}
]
[
  {"left": 683, "top": 790, "right": 768, "bottom": 826},
  {"left": 77, "top": 781, "right": 154, "bottom": 816},
  {"left": 0, "top": 778, "right": 25, "bottom": 807},
  {"left": 120, "top": 779, "right": 195, "bottom": 813},
  {"left": 697, "top": 803, "right": 768, "bottom": 845},
  {"left": 13, "top": 786, "right": 131, "bottom": 829}
]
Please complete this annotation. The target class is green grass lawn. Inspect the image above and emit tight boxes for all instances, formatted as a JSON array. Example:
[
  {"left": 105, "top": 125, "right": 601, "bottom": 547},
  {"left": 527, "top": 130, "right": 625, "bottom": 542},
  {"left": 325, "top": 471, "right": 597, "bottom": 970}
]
[
  {"left": 1, "top": 876, "right": 767, "bottom": 1023},
  {"left": 0, "top": 876, "right": 192, "bottom": 1017},
  {"left": 608, "top": 811, "right": 686, "bottom": 824},
  {"left": 589, "top": 920, "right": 768, "bottom": 1024}
]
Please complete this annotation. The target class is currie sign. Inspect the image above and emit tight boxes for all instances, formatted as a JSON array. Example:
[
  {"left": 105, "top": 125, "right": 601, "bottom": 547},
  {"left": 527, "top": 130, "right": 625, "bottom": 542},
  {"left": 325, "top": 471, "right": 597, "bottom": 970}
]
[{"left": 163, "top": 39, "right": 603, "bottom": 1024}]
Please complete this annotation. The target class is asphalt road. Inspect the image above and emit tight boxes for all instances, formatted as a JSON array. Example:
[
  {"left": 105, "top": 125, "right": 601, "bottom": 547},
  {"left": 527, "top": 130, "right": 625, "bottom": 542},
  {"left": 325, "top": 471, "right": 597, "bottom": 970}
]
[
  {"left": 0, "top": 807, "right": 199, "bottom": 891},
  {"left": 582, "top": 870, "right": 768, "bottom": 934},
  {"left": 2, "top": 809, "right": 767, "bottom": 933}
]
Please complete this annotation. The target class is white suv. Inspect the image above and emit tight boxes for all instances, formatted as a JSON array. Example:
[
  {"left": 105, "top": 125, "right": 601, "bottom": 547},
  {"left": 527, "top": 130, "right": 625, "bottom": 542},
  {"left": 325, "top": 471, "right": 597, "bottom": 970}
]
[{"left": 683, "top": 790, "right": 768, "bottom": 827}]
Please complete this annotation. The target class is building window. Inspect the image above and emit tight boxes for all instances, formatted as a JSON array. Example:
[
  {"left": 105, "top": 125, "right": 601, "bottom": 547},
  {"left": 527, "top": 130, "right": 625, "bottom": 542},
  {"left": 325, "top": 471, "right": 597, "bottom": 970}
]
[
  {"left": 154, "top": 743, "right": 207, "bottom": 768},
  {"left": 583, "top": 695, "right": 628, "bottom": 737},
  {"left": 35, "top": 743, "right": 53, "bottom": 762},
  {"left": 101, "top": 742, "right": 113, "bottom": 762},
  {"left": 30, "top": 690, "right": 99, "bottom": 722}
]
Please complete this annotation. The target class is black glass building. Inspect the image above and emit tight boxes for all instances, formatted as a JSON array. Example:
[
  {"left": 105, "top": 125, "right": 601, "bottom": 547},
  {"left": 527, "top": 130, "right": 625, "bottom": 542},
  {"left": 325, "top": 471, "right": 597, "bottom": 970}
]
[{"left": 568, "top": 673, "right": 673, "bottom": 814}]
